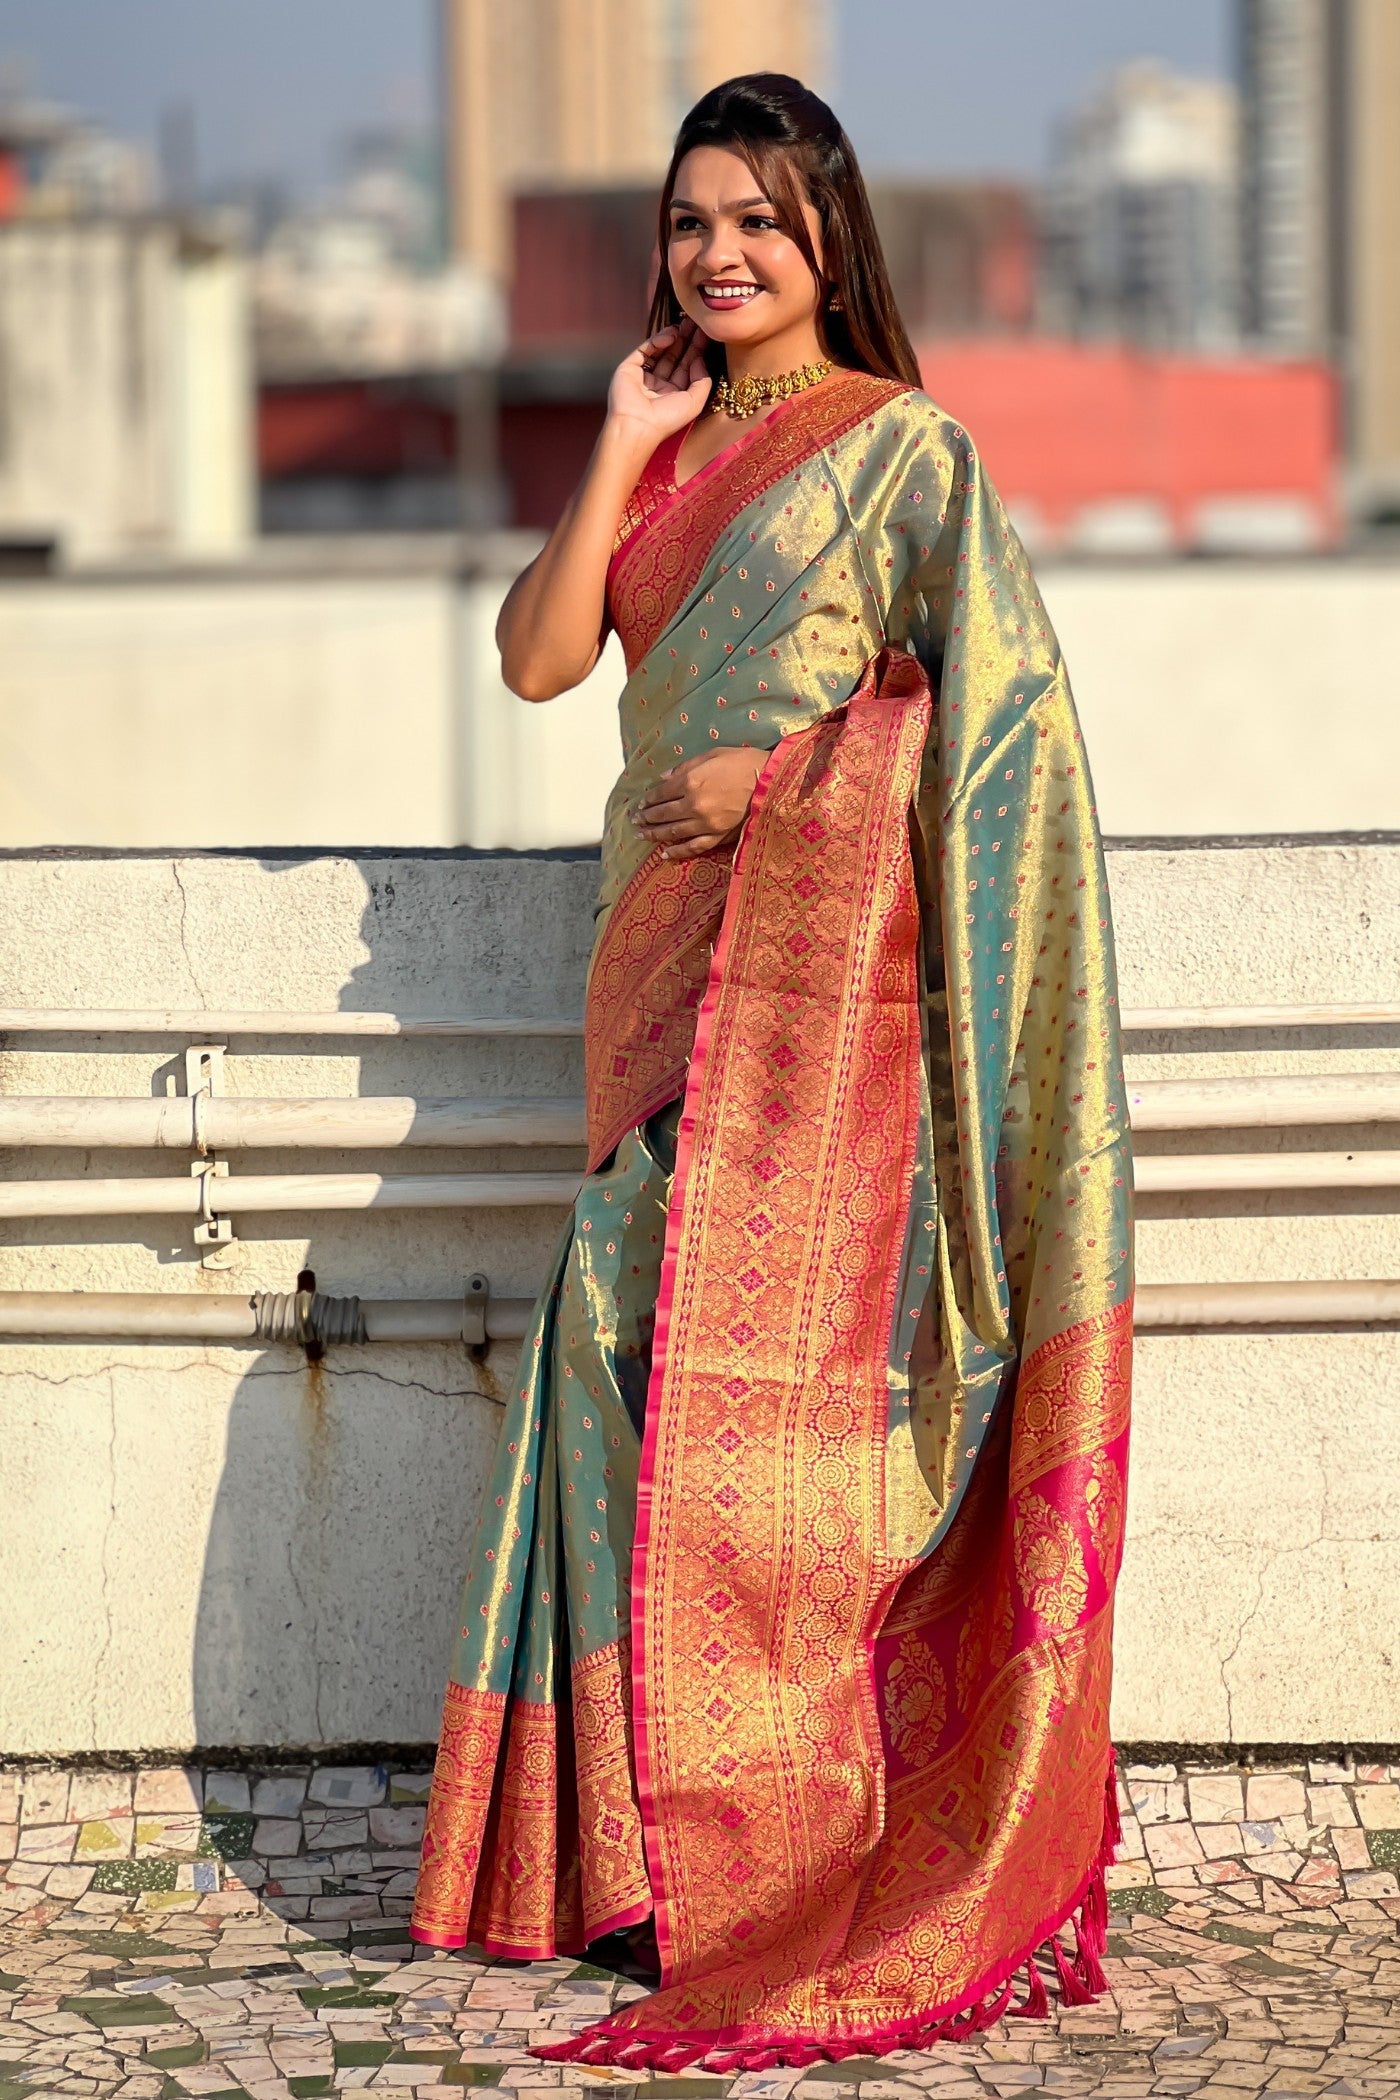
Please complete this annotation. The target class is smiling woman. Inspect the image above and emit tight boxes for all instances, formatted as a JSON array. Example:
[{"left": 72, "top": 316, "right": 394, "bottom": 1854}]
[{"left": 410, "top": 72, "right": 1134, "bottom": 2073}]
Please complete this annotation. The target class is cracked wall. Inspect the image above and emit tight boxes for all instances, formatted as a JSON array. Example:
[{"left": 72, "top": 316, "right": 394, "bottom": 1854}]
[{"left": 1, "top": 845, "right": 1398, "bottom": 1754}]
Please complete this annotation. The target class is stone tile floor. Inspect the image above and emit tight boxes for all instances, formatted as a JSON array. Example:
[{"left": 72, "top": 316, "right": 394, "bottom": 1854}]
[{"left": 2, "top": 1758, "right": 1399, "bottom": 2100}]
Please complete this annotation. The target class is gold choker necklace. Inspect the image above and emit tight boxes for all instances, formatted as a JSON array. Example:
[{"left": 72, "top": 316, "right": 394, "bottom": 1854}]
[{"left": 711, "top": 358, "right": 834, "bottom": 420}]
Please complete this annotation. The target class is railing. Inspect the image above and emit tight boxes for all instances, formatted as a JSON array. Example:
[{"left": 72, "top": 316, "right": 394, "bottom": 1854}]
[
  {"left": 0, "top": 1286, "right": 534, "bottom": 1345},
  {"left": 3, "top": 1071, "right": 1400, "bottom": 1153},
  {"left": 3, "top": 1000, "right": 1400, "bottom": 1034},
  {"left": 2, "top": 1001, "right": 1398, "bottom": 1343}
]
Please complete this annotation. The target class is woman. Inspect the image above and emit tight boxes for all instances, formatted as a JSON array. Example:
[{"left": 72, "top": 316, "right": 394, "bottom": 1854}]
[{"left": 411, "top": 73, "right": 1133, "bottom": 2072}]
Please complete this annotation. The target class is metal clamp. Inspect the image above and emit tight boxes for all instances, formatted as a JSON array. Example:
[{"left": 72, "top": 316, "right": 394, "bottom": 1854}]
[
  {"left": 190, "top": 1158, "right": 234, "bottom": 1264},
  {"left": 463, "top": 1271, "right": 489, "bottom": 1348},
  {"left": 184, "top": 1045, "right": 233, "bottom": 1267}
]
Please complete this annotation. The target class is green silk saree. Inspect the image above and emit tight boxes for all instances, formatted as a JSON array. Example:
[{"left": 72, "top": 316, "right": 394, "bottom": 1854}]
[{"left": 411, "top": 369, "right": 1134, "bottom": 2070}]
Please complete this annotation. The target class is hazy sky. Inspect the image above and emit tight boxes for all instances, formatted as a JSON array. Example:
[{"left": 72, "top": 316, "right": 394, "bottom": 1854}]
[{"left": 0, "top": 0, "right": 1231, "bottom": 197}]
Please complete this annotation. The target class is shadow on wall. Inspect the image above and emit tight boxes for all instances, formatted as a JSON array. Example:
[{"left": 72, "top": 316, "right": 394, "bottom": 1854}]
[
  {"left": 189, "top": 852, "right": 592, "bottom": 1755},
  {"left": 190, "top": 1340, "right": 500, "bottom": 1756}
]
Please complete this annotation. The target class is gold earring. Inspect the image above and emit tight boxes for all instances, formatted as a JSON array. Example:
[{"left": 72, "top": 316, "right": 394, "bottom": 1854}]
[{"left": 827, "top": 291, "right": 843, "bottom": 313}]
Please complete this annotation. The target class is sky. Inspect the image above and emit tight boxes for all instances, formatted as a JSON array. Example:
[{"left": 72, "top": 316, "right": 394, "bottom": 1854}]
[{"left": 0, "top": 0, "right": 1231, "bottom": 198}]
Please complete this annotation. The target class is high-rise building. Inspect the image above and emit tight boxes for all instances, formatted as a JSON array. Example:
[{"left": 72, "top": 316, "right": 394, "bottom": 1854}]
[
  {"left": 0, "top": 87, "right": 155, "bottom": 221},
  {"left": 439, "top": 0, "right": 829, "bottom": 280},
  {"left": 1238, "top": 0, "right": 1338, "bottom": 351},
  {"left": 683, "top": 0, "right": 828, "bottom": 121},
  {"left": 1349, "top": 1, "right": 1400, "bottom": 511},
  {"left": 1042, "top": 61, "right": 1241, "bottom": 351},
  {"left": 1239, "top": 0, "right": 1400, "bottom": 514}
]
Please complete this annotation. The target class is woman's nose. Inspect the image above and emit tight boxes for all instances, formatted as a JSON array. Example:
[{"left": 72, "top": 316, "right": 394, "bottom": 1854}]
[{"left": 697, "top": 225, "right": 743, "bottom": 273}]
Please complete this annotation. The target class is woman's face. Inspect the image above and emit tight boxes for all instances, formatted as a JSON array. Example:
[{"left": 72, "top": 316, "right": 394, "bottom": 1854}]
[{"left": 666, "top": 145, "right": 825, "bottom": 354}]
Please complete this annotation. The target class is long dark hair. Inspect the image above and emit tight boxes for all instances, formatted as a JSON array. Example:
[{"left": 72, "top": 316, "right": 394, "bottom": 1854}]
[{"left": 647, "top": 73, "right": 921, "bottom": 389}]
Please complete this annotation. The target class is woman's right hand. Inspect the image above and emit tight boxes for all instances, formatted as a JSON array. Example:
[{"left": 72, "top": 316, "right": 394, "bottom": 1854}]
[
  {"left": 497, "top": 321, "right": 711, "bottom": 702},
  {"left": 607, "top": 317, "right": 713, "bottom": 447}
]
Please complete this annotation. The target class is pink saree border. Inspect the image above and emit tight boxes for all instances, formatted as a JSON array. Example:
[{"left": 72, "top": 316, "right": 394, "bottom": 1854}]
[
  {"left": 625, "top": 649, "right": 932, "bottom": 2000},
  {"left": 538, "top": 1755, "right": 1122, "bottom": 2070},
  {"left": 468, "top": 1892, "right": 654, "bottom": 1965},
  {"left": 605, "top": 402, "right": 790, "bottom": 603},
  {"left": 625, "top": 726, "right": 796, "bottom": 1983},
  {"left": 607, "top": 371, "right": 912, "bottom": 668}
]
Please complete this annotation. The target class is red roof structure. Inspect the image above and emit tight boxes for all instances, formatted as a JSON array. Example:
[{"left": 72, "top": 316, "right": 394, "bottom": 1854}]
[{"left": 917, "top": 339, "right": 1341, "bottom": 553}]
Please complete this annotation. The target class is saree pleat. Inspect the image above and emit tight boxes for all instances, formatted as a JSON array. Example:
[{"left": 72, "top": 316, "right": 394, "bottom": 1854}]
[
  {"left": 412, "top": 1112, "right": 676, "bottom": 1954},
  {"left": 413, "top": 370, "right": 1133, "bottom": 2066}
]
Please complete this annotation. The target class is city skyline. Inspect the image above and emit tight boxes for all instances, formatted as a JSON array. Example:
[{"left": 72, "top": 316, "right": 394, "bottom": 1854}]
[{"left": 0, "top": 0, "right": 1229, "bottom": 204}]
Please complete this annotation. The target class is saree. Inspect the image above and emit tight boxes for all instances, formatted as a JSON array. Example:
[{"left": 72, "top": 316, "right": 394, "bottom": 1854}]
[{"left": 410, "top": 369, "right": 1134, "bottom": 2070}]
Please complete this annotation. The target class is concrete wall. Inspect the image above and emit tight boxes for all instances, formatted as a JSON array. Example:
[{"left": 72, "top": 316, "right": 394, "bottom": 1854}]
[
  {"left": 171, "top": 244, "right": 255, "bottom": 556},
  {"left": 1, "top": 557, "right": 1398, "bottom": 851},
  {"left": 0, "top": 219, "right": 253, "bottom": 563},
  {"left": 0, "top": 569, "right": 626, "bottom": 851},
  {"left": 1, "top": 840, "right": 1397, "bottom": 1756},
  {"left": 1044, "top": 560, "right": 1400, "bottom": 837},
  {"left": 0, "top": 851, "right": 596, "bottom": 1756},
  {"left": 0, "top": 577, "right": 459, "bottom": 849}
]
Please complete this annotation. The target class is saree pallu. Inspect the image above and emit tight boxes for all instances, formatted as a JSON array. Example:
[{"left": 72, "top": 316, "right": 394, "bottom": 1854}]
[{"left": 411, "top": 370, "right": 1134, "bottom": 2069}]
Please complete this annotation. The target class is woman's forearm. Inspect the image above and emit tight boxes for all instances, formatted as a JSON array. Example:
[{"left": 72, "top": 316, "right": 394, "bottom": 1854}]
[{"left": 497, "top": 418, "right": 657, "bottom": 702}]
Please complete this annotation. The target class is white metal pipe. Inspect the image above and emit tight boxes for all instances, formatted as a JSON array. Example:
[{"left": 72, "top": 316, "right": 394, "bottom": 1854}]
[
  {"left": 6, "top": 1076, "right": 1400, "bottom": 1153},
  {"left": 2, "top": 1000, "right": 1398, "bottom": 1038},
  {"left": 4, "top": 1151, "right": 1400, "bottom": 1219},
  {"left": 0, "top": 1292, "right": 535, "bottom": 1343},
  {"left": 1, "top": 1283, "right": 1395, "bottom": 1341},
  {"left": 0, "top": 1007, "right": 584, "bottom": 1038},
  {"left": 363, "top": 1298, "right": 530, "bottom": 1343},
  {"left": 0, "top": 1096, "right": 588, "bottom": 1149},
  {"left": 0, "top": 1293, "right": 258, "bottom": 1338},
  {"left": 1126, "top": 1072, "right": 1400, "bottom": 1129},
  {"left": 0, "top": 1172, "right": 580, "bottom": 1219},
  {"left": 1135, "top": 1279, "right": 1400, "bottom": 1326},
  {"left": 1134, "top": 1150, "right": 1400, "bottom": 1193},
  {"left": 1121, "top": 1001, "right": 1400, "bottom": 1031},
  {"left": 6, "top": 1150, "right": 1400, "bottom": 1218}
]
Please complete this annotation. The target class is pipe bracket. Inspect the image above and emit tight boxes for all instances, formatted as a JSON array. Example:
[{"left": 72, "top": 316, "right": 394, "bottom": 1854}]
[
  {"left": 463, "top": 1272, "right": 489, "bottom": 1348},
  {"left": 184, "top": 1044, "right": 233, "bottom": 1267}
]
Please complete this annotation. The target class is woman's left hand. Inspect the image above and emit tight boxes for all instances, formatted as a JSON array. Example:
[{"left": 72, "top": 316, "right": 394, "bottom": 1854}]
[{"left": 632, "top": 747, "right": 768, "bottom": 860}]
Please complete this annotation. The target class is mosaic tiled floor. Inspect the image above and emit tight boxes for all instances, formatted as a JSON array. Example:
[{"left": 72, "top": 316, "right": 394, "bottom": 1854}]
[{"left": 3, "top": 1758, "right": 1399, "bottom": 2099}]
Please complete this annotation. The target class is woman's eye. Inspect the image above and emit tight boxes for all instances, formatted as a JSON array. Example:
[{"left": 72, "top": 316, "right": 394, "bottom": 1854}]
[
  {"left": 743, "top": 216, "right": 779, "bottom": 232},
  {"left": 671, "top": 216, "right": 703, "bottom": 234}
]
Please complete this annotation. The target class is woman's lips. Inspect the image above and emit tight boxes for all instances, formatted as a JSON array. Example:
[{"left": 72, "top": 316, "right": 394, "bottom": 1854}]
[{"left": 698, "top": 283, "right": 762, "bottom": 311}]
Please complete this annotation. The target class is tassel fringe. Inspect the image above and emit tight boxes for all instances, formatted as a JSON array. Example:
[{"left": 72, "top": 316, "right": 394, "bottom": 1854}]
[
  {"left": 533, "top": 1759, "right": 1121, "bottom": 2072},
  {"left": 1007, "top": 1956, "right": 1049, "bottom": 2021}
]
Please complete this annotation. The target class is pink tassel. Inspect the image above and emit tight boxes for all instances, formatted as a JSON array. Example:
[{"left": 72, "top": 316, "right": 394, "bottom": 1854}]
[
  {"left": 1008, "top": 1956, "right": 1049, "bottom": 2021},
  {"left": 1081, "top": 1874, "right": 1109, "bottom": 1953},
  {"left": 1073, "top": 1884, "right": 1109, "bottom": 1995},
  {"left": 1052, "top": 1935, "right": 1093, "bottom": 2007},
  {"left": 984, "top": 1977, "right": 1015, "bottom": 2027}
]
